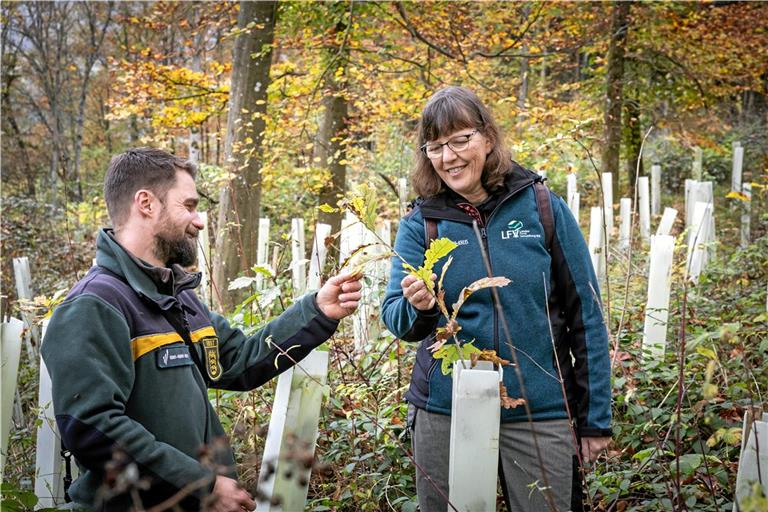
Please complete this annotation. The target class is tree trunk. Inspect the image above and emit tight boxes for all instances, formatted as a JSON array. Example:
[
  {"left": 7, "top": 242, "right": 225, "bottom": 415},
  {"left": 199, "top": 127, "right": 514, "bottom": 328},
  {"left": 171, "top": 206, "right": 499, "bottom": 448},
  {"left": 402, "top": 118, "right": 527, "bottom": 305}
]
[
  {"left": 623, "top": 95, "right": 642, "bottom": 198},
  {"left": 1, "top": 52, "right": 36, "bottom": 196},
  {"left": 188, "top": 9, "right": 205, "bottom": 163},
  {"left": 315, "top": 62, "right": 349, "bottom": 262},
  {"left": 517, "top": 3, "right": 531, "bottom": 111},
  {"left": 601, "top": 1, "right": 630, "bottom": 199},
  {"left": 71, "top": 2, "right": 113, "bottom": 203},
  {"left": 213, "top": 0, "right": 276, "bottom": 312}
]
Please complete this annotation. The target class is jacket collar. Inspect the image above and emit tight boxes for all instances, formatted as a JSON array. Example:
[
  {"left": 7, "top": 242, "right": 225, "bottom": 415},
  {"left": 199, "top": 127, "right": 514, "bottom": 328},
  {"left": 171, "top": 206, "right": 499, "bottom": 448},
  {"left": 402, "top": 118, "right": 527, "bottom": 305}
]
[
  {"left": 95, "top": 228, "right": 201, "bottom": 308},
  {"left": 418, "top": 161, "right": 541, "bottom": 221}
]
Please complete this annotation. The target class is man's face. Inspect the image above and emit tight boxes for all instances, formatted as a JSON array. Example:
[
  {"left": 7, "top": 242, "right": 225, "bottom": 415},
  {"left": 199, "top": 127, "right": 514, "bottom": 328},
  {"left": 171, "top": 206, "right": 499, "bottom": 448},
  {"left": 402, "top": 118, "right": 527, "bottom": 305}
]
[{"left": 152, "top": 170, "right": 204, "bottom": 268}]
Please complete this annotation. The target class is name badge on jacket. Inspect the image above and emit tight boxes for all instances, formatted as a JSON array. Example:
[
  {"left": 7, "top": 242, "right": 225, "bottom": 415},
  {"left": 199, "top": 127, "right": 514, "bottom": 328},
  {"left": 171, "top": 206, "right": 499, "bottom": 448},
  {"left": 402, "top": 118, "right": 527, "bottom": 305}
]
[{"left": 157, "top": 345, "right": 194, "bottom": 368}]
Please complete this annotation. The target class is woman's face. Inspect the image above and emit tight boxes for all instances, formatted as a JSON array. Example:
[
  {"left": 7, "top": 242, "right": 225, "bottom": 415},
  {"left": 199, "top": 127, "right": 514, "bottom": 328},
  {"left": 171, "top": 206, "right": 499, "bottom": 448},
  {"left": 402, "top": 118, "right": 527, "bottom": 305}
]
[{"left": 425, "top": 127, "right": 492, "bottom": 203}]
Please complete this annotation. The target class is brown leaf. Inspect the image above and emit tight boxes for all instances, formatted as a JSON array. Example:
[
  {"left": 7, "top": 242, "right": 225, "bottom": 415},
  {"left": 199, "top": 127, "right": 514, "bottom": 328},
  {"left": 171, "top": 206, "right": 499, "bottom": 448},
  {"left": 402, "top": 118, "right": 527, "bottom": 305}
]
[
  {"left": 499, "top": 382, "right": 526, "bottom": 409},
  {"left": 427, "top": 338, "right": 447, "bottom": 352},
  {"left": 452, "top": 276, "right": 511, "bottom": 318},
  {"left": 472, "top": 349, "right": 511, "bottom": 367},
  {"left": 436, "top": 320, "right": 460, "bottom": 342}
]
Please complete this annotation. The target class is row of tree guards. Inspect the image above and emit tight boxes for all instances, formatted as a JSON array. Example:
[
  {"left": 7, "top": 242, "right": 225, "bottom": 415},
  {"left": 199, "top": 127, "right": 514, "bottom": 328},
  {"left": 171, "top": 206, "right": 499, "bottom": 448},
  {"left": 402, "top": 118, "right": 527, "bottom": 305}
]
[
  {"left": 561, "top": 143, "right": 751, "bottom": 362},
  {"left": 1, "top": 142, "right": 765, "bottom": 509}
]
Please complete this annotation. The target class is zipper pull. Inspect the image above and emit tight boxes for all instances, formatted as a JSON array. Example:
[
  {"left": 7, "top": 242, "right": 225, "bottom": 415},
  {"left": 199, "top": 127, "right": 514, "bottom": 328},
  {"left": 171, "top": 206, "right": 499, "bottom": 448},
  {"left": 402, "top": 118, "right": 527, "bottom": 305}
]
[{"left": 480, "top": 227, "right": 487, "bottom": 239}]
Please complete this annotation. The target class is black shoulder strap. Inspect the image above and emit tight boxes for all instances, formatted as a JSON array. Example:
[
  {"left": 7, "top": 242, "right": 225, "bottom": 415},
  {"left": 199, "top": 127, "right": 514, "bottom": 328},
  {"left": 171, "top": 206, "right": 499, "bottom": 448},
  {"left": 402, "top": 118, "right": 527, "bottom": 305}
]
[
  {"left": 424, "top": 181, "right": 553, "bottom": 250},
  {"left": 533, "top": 181, "right": 555, "bottom": 253},
  {"left": 424, "top": 218, "right": 438, "bottom": 245}
]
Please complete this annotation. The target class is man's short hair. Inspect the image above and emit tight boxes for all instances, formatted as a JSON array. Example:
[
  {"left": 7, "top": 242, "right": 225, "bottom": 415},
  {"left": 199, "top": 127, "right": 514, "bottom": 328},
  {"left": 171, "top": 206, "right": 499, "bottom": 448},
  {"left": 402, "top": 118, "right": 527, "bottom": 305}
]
[{"left": 104, "top": 147, "right": 197, "bottom": 227}]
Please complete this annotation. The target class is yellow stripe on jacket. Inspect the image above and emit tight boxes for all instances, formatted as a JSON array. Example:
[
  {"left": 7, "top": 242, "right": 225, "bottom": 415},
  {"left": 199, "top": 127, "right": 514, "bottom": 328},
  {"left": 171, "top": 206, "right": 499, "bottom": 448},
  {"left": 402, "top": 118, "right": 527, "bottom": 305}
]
[
  {"left": 131, "top": 326, "right": 217, "bottom": 360},
  {"left": 131, "top": 332, "right": 184, "bottom": 360}
]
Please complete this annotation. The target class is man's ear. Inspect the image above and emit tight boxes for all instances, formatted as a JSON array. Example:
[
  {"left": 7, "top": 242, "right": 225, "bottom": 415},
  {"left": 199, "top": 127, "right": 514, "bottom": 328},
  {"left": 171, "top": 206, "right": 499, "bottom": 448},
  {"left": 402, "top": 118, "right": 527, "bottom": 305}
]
[{"left": 135, "top": 189, "right": 156, "bottom": 217}]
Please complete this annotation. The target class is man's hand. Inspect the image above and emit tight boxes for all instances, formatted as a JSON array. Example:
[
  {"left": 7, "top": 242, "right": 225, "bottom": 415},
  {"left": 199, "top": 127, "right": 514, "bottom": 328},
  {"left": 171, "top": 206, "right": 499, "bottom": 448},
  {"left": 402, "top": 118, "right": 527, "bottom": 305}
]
[
  {"left": 209, "top": 475, "right": 255, "bottom": 512},
  {"left": 400, "top": 274, "right": 436, "bottom": 311},
  {"left": 580, "top": 436, "right": 611, "bottom": 465},
  {"left": 316, "top": 273, "right": 363, "bottom": 320}
]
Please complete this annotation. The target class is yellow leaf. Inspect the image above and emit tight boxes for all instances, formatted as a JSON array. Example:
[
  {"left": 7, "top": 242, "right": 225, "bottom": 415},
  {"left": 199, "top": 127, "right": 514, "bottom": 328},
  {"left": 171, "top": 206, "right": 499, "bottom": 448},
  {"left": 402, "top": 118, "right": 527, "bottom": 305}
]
[
  {"left": 318, "top": 203, "right": 338, "bottom": 213},
  {"left": 726, "top": 191, "right": 749, "bottom": 202}
]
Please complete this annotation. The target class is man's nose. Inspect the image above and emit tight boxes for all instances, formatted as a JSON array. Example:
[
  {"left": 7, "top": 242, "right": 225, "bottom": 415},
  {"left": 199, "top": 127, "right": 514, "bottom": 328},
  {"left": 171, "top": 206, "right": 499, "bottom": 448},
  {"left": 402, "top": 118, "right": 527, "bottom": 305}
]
[{"left": 192, "top": 212, "right": 205, "bottom": 231}]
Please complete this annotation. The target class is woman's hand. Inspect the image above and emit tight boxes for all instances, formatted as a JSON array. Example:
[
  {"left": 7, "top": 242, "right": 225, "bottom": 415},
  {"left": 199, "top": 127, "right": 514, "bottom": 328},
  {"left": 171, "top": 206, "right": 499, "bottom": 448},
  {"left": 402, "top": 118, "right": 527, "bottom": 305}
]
[
  {"left": 580, "top": 436, "right": 611, "bottom": 465},
  {"left": 400, "top": 274, "right": 436, "bottom": 311}
]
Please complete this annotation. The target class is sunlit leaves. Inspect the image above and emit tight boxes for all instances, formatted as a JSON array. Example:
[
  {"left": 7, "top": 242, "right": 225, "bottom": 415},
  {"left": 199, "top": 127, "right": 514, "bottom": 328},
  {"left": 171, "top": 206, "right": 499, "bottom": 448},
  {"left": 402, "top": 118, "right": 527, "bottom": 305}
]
[
  {"left": 108, "top": 60, "right": 229, "bottom": 130},
  {"left": 339, "top": 243, "right": 392, "bottom": 277},
  {"left": 432, "top": 342, "right": 481, "bottom": 376},
  {"left": 402, "top": 238, "right": 457, "bottom": 294},
  {"left": 726, "top": 191, "right": 750, "bottom": 202},
  {"left": 340, "top": 183, "right": 379, "bottom": 233}
]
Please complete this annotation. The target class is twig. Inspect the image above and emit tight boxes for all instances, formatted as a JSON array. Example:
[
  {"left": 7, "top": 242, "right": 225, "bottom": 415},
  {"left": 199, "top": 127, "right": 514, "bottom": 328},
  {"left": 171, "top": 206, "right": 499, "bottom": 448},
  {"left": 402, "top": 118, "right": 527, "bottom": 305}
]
[
  {"left": 612, "top": 125, "right": 654, "bottom": 372},
  {"left": 269, "top": 332, "right": 461, "bottom": 511},
  {"left": 542, "top": 273, "right": 597, "bottom": 512},
  {"left": 145, "top": 474, "right": 215, "bottom": 512},
  {"left": 571, "top": 136, "right": 612, "bottom": 330},
  {"left": 470, "top": 221, "right": 558, "bottom": 512}
]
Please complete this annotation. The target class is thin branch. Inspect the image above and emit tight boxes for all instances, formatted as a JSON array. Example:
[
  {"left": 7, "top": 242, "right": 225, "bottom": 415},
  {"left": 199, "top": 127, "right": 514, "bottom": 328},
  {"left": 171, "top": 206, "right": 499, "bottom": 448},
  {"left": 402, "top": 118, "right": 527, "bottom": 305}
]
[
  {"left": 612, "top": 125, "right": 654, "bottom": 372},
  {"left": 470, "top": 221, "right": 558, "bottom": 512},
  {"left": 394, "top": 2, "right": 460, "bottom": 61}
]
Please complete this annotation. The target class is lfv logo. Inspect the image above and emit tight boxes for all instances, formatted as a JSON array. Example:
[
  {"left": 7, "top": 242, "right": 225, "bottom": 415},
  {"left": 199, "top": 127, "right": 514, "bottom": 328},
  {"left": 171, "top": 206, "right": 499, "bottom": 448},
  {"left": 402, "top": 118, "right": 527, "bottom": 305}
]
[{"left": 501, "top": 219, "right": 541, "bottom": 240}]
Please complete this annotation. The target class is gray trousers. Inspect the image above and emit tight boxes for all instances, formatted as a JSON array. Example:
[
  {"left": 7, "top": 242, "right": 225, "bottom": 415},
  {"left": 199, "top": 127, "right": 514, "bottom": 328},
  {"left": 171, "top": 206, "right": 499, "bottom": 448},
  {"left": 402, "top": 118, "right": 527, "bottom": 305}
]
[{"left": 408, "top": 405, "right": 579, "bottom": 512}]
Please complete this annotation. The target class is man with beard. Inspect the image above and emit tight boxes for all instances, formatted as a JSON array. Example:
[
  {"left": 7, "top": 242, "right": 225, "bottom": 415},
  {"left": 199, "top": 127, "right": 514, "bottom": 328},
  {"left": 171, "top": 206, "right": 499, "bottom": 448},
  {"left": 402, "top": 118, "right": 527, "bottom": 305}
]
[{"left": 41, "top": 147, "right": 363, "bottom": 511}]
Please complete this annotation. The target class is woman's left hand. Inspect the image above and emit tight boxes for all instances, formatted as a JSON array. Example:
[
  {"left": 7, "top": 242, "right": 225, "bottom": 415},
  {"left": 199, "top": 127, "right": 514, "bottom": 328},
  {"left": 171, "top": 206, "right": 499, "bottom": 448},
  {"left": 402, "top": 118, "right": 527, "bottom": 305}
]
[{"left": 580, "top": 436, "right": 611, "bottom": 464}]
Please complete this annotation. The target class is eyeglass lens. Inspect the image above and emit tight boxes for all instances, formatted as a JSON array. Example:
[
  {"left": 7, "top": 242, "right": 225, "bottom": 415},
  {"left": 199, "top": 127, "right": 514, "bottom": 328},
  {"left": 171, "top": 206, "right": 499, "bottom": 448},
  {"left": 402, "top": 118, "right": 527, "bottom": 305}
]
[{"left": 425, "top": 131, "right": 475, "bottom": 157}]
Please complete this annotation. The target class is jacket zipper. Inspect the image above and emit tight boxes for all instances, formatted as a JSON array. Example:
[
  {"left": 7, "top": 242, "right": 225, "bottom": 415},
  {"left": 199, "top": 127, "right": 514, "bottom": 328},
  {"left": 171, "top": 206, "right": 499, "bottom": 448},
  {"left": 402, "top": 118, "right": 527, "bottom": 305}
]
[
  {"left": 480, "top": 181, "right": 537, "bottom": 358},
  {"left": 477, "top": 226, "right": 500, "bottom": 357},
  {"left": 422, "top": 179, "right": 538, "bottom": 363},
  {"left": 181, "top": 307, "right": 211, "bottom": 441}
]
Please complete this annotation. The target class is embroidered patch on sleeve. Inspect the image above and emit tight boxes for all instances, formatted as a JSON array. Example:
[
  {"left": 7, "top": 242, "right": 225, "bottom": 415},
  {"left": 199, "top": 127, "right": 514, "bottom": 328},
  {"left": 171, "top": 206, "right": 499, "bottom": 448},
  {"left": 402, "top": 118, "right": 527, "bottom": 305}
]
[{"left": 202, "top": 336, "right": 222, "bottom": 381}]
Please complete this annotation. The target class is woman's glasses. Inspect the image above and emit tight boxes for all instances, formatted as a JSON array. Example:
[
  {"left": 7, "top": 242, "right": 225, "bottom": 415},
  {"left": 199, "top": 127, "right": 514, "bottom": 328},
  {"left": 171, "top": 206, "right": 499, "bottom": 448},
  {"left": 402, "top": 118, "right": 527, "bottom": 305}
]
[{"left": 420, "top": 130, "right": 478, "bottom": 159}]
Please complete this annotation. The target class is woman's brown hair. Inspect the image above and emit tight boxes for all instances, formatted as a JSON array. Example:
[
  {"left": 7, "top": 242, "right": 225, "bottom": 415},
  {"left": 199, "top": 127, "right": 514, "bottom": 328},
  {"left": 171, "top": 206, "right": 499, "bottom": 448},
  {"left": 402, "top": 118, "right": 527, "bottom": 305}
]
[{"left": 411, "top": 86, "right": 512, "bottom": 198}]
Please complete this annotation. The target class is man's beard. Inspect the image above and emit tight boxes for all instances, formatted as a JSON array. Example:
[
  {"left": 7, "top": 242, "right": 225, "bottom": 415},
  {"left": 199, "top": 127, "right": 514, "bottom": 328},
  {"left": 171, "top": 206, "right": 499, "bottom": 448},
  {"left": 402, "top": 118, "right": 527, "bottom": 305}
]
[{"left": 153, "top": 231, "right": 197, "bottom": 268}]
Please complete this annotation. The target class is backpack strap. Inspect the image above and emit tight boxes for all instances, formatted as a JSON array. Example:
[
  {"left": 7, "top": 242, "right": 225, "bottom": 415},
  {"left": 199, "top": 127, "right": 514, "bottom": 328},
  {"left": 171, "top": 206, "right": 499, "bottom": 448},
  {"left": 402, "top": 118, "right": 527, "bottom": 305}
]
[
  {"left": 424, "top": 181, "right": 553, "bottom": 250},
  {"left": 424, "top": 218, "right": 438, "bottom": 245},
  {"left": 533, "top": 181, "right": 555, "bottom": 253}
]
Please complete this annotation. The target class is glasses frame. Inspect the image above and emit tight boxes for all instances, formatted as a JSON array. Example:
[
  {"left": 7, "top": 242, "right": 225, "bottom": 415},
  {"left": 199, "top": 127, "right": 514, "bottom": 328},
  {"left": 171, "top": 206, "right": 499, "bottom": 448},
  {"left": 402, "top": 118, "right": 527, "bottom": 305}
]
[{"left": 420, "top": 129, "right": 478, "bottom": 158}]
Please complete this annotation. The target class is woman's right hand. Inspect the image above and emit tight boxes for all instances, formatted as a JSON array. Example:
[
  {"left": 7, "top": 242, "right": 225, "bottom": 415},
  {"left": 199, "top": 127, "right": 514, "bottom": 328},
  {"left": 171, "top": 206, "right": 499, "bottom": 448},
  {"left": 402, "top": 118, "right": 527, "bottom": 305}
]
[{"left": 400, "top": 274, "right": 436, "bottom": 311}]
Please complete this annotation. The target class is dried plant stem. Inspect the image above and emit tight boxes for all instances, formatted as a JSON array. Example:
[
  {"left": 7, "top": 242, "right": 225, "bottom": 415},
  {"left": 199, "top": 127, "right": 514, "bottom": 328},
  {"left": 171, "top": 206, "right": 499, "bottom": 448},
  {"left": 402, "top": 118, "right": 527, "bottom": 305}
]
[
  {"left": 542, "top": 273, "right": 597, "bottom": 512},
  {"left": 470, "top": 221, "right": 558, "bottom": 512},
  {"left": 612, "top": 126, "right": 654, "bottom": 372}
]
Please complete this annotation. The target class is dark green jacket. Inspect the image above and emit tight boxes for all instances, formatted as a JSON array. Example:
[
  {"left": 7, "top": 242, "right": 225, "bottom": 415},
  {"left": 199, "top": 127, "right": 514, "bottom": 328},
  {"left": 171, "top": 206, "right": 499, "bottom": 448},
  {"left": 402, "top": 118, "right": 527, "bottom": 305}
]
[{"left": 41, "top": 229, "right": 339, "bottom": 510}]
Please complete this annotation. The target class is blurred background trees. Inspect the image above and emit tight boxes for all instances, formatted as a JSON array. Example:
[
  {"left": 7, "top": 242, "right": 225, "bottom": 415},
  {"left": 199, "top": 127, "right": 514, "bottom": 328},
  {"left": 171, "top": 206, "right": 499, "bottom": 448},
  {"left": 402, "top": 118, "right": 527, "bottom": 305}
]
[{"left": 2, "top": 0, "right": 766, "bottom": 308}]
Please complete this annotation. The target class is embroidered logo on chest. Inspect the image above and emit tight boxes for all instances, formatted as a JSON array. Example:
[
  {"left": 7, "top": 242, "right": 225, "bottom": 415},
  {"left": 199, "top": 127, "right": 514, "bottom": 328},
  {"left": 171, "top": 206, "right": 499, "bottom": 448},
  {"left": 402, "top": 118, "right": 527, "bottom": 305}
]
[{"left": 501, "top": 219, "right": 541, "bottom": 240}]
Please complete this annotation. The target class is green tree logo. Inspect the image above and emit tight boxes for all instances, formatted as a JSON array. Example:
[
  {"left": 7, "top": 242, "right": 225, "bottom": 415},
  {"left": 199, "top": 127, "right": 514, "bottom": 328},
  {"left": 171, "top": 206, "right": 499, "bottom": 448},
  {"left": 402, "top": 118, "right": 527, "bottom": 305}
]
[{"left": 507, "top": 220, "right": 523, "bottom": 238}]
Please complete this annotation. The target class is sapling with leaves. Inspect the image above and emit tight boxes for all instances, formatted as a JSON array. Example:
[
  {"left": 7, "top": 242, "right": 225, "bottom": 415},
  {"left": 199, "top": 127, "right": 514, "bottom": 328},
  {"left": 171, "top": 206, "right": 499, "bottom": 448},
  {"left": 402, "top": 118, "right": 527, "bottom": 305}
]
[{"left": 323, "top": 185, "right": 524, "bottom": 409}]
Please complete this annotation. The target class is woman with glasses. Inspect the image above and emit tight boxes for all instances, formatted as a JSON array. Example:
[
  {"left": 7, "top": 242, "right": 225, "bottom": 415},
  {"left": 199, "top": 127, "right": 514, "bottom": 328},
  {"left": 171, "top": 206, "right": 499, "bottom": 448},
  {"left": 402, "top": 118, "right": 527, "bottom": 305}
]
[{"left": 381, "top": 86, "right": 611, "bottom": 511}]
